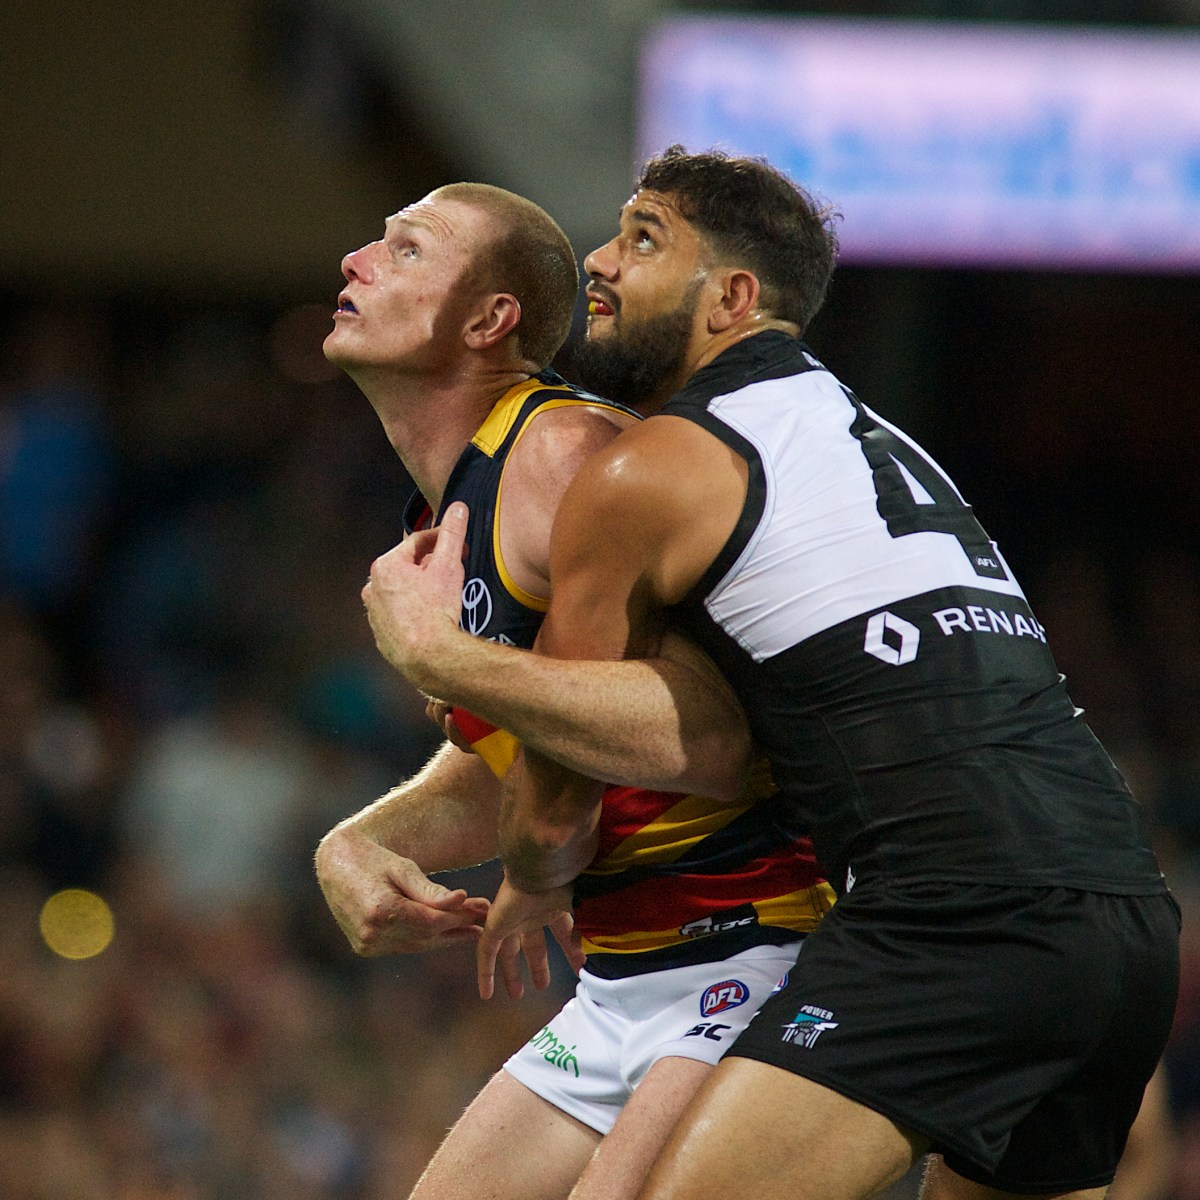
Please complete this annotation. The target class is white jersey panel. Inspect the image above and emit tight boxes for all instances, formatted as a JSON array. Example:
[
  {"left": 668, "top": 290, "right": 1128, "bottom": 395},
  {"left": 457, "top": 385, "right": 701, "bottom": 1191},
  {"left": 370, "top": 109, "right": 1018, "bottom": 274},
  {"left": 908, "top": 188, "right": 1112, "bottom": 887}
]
[{"left": 703, "top": 369, "right": 1026, "bottom": 662}]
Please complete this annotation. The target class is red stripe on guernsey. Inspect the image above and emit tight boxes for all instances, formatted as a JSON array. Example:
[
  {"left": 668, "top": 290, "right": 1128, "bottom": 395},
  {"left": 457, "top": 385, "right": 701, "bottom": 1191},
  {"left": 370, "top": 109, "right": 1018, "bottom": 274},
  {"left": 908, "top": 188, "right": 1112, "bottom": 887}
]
[
  {"left": 573, "top": 848, "right": 821, "bottom": 943},
  {"left": 592, "top": 786, "right": 686, "bottom": 861},
  {"left": 451, "top": 707, "right": 498, "bottom": 745}
]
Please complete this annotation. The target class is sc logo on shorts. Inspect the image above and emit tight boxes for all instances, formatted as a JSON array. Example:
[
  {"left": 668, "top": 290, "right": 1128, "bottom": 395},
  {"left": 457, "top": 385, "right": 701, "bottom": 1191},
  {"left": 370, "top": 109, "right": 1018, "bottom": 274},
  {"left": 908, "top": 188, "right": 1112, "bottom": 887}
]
[{"left": 700, "top": 979, "right": 749, "bottom": 1017}]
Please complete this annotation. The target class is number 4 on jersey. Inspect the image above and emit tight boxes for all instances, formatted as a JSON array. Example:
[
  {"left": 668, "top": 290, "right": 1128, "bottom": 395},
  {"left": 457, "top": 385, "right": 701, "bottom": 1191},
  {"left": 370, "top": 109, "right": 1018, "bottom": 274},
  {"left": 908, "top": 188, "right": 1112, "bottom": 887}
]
[{"left": 846, "top": 391, "right": 1009, "bottom": 582}]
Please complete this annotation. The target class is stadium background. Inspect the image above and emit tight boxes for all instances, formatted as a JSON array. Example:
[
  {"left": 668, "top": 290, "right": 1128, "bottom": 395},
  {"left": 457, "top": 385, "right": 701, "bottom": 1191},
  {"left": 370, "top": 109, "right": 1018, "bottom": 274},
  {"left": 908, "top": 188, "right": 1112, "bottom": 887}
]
[{"left": 1, "top": 1, "right": 1198, "bottom": 1195}]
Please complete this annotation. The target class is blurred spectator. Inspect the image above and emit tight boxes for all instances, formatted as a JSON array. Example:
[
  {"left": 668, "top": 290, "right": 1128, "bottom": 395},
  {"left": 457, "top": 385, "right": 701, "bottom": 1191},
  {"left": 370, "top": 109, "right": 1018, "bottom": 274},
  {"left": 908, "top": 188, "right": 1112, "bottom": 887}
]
[
  {"left": 0, "top": 307, "right": 114, "bottom": 639},
  {"left": 119, "top": 681, "right": 315, "bottom": 914}
]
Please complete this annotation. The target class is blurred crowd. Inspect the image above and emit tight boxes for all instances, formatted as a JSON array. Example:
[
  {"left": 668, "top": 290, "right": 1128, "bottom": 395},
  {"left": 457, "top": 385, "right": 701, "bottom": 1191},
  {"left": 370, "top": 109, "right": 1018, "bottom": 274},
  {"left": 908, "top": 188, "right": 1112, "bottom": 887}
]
[{"left": 1, "top": 298, "right": 1197, "bottom": 1198}]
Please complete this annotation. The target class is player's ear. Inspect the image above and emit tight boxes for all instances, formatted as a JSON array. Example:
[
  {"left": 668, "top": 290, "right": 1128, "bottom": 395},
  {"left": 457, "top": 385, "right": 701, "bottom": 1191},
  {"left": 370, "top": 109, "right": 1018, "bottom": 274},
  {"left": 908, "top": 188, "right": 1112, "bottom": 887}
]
[
  {"left": 707, "top": 268, "right": 760, "bottom": 333},
  {"left": 464, "top": 293, "right": 522, "bottom": 350}
]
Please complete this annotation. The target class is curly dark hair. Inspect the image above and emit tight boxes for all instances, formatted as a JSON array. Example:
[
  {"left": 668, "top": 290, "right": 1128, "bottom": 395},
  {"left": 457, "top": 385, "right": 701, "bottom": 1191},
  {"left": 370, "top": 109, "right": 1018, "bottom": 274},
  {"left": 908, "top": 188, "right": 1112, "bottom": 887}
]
[{"left": 638, "top": 145, "right": 839, "bottom": 335}]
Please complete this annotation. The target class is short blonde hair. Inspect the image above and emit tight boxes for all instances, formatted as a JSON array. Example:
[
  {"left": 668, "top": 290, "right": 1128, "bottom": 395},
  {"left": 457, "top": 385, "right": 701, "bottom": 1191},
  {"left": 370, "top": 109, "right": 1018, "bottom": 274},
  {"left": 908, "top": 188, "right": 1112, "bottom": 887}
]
[{"left": 435, "top": 183, "right": 578, "bottom": 369}]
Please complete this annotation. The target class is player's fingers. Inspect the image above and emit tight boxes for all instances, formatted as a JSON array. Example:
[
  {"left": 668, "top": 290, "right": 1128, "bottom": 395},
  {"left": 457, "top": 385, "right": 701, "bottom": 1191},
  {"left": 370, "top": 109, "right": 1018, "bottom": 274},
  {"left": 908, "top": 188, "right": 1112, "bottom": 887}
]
[
  {"left": 398, "top": 869, "right": 467, "bottom": 909},
  {"left": 521, "top": 928, "right": 552, "bottom": 991},
  {"left": 431, "top": 501, "right": 470, "bottom": 565},
  {"left": 475, "top": 931, "right": 501, "bottom": 1000},
  {"left": 548, "top": 912, "right": 586, "bottom": 977},
  {"left": 497, "top": 935, "right": 526, "bottom": 1000}
]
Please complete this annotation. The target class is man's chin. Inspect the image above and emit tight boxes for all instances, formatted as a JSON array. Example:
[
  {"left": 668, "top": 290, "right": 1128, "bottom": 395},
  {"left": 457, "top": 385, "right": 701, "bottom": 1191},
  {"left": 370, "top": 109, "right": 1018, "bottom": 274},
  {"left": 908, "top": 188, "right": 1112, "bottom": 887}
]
[
  {"left": 322, "top": 332, "right": 355, "bottom": 370},
  {"left": 584, "top": 317, "right": 617, "bottom": 342}
]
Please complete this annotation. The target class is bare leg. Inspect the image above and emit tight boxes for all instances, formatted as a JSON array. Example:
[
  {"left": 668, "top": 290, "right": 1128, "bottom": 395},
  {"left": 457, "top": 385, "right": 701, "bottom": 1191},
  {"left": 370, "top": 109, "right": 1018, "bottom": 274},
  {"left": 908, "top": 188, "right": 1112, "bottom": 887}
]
[
  {"left": 570, "top": 1057, "right": 712, "bottom": 1200},
  {"left": 1109, "top": 1064, "right": 1177, "bottom": 1200},
  {"left": 410, "top": 1068, "right": 600, "bottom": 1200},
  {"left": 636, "top": 1057, "right": 926, "bottom": 1200},
  {"left": 921, "top": 1157, "right": 1109, "bottom": 1200}
]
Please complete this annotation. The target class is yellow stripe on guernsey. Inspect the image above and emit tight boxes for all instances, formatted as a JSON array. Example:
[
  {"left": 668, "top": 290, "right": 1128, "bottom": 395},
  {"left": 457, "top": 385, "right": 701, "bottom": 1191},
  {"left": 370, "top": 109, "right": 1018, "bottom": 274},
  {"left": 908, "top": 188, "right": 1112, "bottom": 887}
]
[
  {"left": 583, "top": 794, "right": 756, "bottom": 877},
  {"left": 470, "top": 726, "right": 520, "bottom": 778},
  {"left": 579, "top": 886, "right": 835, "bottom": 956},
  {"left": 471, "top": 380, "right": 608, "bottom": 613}
]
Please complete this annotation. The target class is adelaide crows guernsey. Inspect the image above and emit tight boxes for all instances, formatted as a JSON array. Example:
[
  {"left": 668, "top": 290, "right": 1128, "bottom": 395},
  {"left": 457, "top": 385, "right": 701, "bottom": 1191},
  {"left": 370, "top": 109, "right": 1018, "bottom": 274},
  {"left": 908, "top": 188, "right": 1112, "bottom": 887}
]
[
  {"left": 662, "top": 332, "right": 1166, "bottom": 898},
  {"left": 406, "top": 370, "right": 834, "bottom": 979}
]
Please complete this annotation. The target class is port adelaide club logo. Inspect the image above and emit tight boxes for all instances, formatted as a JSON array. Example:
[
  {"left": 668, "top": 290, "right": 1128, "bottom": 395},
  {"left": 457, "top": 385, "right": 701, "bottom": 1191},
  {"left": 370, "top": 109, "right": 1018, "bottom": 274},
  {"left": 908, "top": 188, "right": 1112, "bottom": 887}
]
[{"left": 781, "top": 1004, "right": 839, "bottom": 1048}]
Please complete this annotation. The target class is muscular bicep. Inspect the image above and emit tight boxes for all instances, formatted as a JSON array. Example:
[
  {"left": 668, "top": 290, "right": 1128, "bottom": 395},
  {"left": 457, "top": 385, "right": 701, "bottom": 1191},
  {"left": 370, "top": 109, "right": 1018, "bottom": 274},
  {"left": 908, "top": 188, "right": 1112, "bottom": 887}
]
[
  {"left": 536, "top": 415, "right": 749, "bottom": 663},
  {"left": 534, "top": 458, "right": 666, "bottom": 663}
]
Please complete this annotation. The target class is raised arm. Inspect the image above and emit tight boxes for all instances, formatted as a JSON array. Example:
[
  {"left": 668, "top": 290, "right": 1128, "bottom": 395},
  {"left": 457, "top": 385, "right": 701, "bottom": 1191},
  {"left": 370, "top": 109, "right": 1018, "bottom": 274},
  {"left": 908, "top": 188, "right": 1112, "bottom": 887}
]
[
  {"left": 494, "top": 414, "right": 749, "bottom": 885},
  {"left": 314, "top": 741, "right": 501, "bottom": 955}
]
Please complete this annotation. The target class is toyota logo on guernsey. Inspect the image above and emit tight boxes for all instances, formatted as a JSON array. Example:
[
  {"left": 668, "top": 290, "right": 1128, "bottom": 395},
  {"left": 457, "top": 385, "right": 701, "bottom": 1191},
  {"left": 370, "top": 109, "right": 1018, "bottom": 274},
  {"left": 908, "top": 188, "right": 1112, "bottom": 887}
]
[
  {"left": 460, "top": 578, "right": 493, "bottom": 636},
  {"left": 700, "top": 980, "right": 749, "bottom": 1017}
]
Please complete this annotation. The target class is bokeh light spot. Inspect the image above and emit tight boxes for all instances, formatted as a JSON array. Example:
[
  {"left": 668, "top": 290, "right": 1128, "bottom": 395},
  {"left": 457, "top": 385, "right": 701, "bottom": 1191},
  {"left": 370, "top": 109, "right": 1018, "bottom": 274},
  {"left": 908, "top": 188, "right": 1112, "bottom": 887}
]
[{"left": 39, "top": 888, "right": 115, "bottom": 960}]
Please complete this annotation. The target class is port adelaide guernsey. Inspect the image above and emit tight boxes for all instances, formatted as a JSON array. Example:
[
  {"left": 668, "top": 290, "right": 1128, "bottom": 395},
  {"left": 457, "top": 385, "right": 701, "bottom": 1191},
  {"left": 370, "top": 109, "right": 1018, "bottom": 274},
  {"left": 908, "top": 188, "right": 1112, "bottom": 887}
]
[{"left": 661, "top": 332, "right": 1165, "bottom": 898}]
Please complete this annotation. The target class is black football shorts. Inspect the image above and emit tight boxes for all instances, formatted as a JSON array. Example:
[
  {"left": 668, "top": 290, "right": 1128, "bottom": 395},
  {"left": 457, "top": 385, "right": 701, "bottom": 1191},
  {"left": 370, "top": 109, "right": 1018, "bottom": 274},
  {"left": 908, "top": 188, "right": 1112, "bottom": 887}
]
[{"left": 727, "top": 880, "right": 1180, "bottom": 1193}]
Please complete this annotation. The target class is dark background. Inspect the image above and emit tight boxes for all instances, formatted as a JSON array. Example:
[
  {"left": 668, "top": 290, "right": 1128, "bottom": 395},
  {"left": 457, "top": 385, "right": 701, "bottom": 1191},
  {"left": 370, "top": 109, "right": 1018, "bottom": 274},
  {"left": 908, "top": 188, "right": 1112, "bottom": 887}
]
[{"left": 1, "top": 2, "right": 1198, "bottom": 1196}]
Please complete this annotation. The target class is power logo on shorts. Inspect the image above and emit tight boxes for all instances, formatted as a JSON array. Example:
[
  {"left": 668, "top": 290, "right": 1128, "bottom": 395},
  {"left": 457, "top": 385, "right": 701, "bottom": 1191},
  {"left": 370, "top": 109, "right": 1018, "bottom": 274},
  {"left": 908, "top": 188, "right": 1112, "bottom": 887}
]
[
  {"left": 781, "top": 1004, "right": 839, "bottom": 1048},
  {"left": 700, "top": 979, "right": 749, "bottom": 1017}
]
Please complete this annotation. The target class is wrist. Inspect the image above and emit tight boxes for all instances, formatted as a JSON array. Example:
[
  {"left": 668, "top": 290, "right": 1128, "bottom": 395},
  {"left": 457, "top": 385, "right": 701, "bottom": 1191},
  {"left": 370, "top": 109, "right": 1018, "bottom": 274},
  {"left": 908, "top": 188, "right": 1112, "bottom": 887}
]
[{"left": 395, "top": 620, "right": 474, "bottom": 699}]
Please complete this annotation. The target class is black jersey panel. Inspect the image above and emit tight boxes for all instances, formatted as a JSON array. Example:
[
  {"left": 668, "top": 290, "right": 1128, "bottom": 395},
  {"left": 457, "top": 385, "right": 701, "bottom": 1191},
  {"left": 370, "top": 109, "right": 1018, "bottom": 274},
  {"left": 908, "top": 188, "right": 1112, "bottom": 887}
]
[
  {"left": 661, "top": 334, "right": 1165, "bottom": 899},
  {"left": 665, "top": 330, "right": 821, "bottom": 408}
]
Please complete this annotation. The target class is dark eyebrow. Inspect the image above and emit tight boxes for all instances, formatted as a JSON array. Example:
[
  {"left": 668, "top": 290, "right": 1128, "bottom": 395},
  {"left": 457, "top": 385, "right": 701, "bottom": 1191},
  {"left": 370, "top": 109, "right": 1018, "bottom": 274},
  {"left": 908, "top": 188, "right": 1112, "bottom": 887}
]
[{"left": 628, "top": 207, "right": 667, "bottom": 230}]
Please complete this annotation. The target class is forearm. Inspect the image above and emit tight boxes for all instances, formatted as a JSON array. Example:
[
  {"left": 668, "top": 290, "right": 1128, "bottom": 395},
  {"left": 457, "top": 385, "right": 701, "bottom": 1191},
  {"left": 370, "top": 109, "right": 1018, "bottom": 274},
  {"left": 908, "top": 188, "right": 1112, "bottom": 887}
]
[
  {"left": 404, "top": 628, "right": 750, "bottom": 801},
  {"left": 320, "top": 742, "right": 500, "bottom": 874},
  {"left": 498, "top": 748, "right": 604, "bottom": 893}
]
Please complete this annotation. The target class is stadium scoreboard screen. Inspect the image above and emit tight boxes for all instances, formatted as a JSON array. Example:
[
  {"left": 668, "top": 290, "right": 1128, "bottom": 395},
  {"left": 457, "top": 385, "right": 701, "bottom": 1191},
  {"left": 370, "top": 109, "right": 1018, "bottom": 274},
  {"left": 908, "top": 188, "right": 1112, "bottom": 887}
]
[{"left": 638, "top": 16, "right": 1200, "bottom": 272}]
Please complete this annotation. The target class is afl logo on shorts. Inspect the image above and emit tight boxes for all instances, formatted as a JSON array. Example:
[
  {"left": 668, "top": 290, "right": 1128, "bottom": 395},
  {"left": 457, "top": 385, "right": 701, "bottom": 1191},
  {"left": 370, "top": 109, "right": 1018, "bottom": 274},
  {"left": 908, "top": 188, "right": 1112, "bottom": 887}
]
[
  {"left": 700, "top": 980, "right": 749, "bottom": 1017},
  {"left": 461, "top": 578, "right": 493, "bottom": 636}
]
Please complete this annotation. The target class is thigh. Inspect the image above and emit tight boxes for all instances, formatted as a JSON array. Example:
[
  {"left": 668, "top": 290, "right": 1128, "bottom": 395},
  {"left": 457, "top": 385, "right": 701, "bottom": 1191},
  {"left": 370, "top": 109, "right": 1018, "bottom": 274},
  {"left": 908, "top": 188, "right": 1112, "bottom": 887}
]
[
  {"left": 922, "top": 1156, "right": 1108, "bottom": 1200},
  {"left": 728, "top": 884, "right": 1178, "bottom": 1182},
  {"left": 570, "top": 1057, "right": 712, "bottom": 1200},
  {"left": 944, "top": 892, "right": 1181, "bottom": 1193},
  {"left": 638, "top": 1057, "right": 924, "bottom": 1200},
  {"left": 410, "top": 1069, "right": 600, "bottom": 1200}
]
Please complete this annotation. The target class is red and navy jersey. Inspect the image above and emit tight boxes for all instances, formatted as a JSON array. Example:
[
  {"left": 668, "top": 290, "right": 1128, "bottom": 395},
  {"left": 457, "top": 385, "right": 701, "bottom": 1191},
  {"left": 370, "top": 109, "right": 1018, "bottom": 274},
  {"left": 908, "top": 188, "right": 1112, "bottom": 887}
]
[{"left": 411, "top": 370, "right": 835, "bottom": 979}]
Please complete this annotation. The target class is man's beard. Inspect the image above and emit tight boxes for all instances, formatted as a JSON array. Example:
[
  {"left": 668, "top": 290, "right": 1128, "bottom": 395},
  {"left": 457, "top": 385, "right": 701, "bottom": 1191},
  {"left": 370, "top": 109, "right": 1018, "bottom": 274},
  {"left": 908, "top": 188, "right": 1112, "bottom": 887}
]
[{"left": 573, "top": 285, "right": 700, "bottom": 410}]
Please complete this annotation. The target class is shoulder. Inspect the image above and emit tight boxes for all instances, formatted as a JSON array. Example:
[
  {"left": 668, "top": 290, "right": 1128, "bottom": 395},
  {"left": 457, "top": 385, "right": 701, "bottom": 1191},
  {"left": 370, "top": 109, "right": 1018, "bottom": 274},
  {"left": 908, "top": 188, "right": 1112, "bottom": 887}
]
[
  {"left": 568, "top": 413, "right": 745, "bottom": 513},
  {"left": 552, "top": 414, "right": 750, "bottom": 606},
  {"left": 504, "top": 400, "right": 637, "bottom": 498},
  {"left": 495, "top": 401, "right": 637, "bottom": 597},
  {"left": 520, "top": 400, "right": 637, "bottom": 462}
]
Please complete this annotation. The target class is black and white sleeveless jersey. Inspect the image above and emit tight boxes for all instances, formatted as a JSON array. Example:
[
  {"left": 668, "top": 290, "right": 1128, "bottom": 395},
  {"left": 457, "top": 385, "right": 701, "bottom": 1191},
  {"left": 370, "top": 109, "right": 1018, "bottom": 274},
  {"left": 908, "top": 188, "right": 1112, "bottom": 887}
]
[{"left": 663, "top": 331, "right": 1165, "bottom": 897}]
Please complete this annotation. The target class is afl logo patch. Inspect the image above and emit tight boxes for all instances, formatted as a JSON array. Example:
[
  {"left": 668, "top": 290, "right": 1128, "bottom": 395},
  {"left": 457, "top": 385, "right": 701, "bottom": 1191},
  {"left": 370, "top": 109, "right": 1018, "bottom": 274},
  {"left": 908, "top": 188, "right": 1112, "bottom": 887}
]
[
  {"left": 700, "top": 980, "right": 749, "bottom": 1017},
  {"left": 461, "top": 578, "right": 493, "bottom": 636}
]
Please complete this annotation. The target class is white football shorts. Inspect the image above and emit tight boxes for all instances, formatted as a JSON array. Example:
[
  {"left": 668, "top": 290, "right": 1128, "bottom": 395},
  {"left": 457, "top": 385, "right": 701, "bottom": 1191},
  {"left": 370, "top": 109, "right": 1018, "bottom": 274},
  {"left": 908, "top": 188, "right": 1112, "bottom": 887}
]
[{"left": 502, "top": 942, "right": 803, "bottom": 1134}]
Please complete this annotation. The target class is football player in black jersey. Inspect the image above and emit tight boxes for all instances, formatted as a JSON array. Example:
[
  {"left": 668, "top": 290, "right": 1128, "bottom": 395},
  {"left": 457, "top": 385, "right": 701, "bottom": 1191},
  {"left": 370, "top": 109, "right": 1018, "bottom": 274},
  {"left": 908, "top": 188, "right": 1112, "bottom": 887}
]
[{"left": 361, "top": 150, "right": 1179, "bottom": 1200}]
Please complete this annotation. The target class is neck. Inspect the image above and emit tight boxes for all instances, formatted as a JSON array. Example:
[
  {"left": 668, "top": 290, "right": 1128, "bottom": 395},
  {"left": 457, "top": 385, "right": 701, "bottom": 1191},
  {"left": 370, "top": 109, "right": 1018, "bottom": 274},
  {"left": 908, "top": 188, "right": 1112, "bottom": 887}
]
[
  {"left": 691, "top": 317, "right": 798, "bottom": 375},
  {"left": 352, "top": 361, "right": 534, "bottom": 512},
  {"left": 636, "top": 319, "right": 799, "bottom": 418}
]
